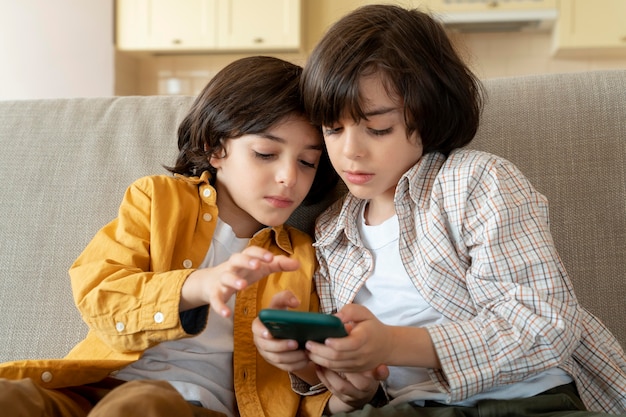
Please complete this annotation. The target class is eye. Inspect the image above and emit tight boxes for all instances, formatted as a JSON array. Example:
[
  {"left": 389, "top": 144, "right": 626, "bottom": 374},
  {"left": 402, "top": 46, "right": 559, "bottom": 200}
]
[
  {"left": 369, "top": 127, "right": 392, "bottom": 136},
  {"left": 254, "top": 151, "right": 276, "bottom": 161},
  {"left": 299, "top": 159, "right": 317, "bottom": 169},
  {"left": 323, "top": 126, "right": 342, "bottom": 137}
]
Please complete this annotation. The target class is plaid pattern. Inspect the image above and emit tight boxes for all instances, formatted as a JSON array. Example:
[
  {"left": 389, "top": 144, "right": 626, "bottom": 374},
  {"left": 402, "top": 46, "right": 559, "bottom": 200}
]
[{"left": 313, "top": 150, "right": 626, "bottom": 414}]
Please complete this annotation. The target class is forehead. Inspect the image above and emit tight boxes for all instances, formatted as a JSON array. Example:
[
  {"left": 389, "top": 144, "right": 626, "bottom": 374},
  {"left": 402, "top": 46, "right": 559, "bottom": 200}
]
[
  {"left": 357, "top": 73, "right": 402, "bottom": 111},
  {"left": 261, "top": 115, "right": 323, "bottom": 147}
]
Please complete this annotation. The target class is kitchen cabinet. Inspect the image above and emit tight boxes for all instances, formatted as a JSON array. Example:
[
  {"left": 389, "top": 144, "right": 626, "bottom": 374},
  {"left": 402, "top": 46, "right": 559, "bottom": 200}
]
[
  {"left": 414, "top": 0, "right": 558, "bottom": 32},
  {"left": 417, "top": 0, "right": 557, "bottom": 13},
  {"left": 217, "top": 0, "right": 300, "bottom": 50},
  {"left": 116, "top": 0, "right": 301, "bottom": 52},
  {"left": 552, "top": 0, "right": 626, "bottom": 57}
]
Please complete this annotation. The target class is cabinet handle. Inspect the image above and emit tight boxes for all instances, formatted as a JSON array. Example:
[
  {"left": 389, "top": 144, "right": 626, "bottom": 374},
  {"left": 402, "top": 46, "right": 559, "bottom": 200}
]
[
  {"left": 253, "top": 37, "right": 264, "bottom": 44},
  {"left": 487, "top": 1, "right": 499, "bottom": 8},
  {"left": 172, "top": 39, "right": 182, "bottom": 45}
]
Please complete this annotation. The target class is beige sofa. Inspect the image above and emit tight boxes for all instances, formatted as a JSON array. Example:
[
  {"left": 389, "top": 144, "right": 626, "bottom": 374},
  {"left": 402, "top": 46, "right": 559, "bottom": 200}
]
[{"left": 0, "top": 70, "right": 624, "bottom": 367}]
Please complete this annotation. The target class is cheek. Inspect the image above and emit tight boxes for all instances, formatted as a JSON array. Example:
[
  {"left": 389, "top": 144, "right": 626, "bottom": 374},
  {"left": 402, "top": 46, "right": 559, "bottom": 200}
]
[
  {"left": 296, "top": 169, "right": 317, "bottom": 195},
  {"left": 323, "top": 141, "right": 342, "bottom": 162}
]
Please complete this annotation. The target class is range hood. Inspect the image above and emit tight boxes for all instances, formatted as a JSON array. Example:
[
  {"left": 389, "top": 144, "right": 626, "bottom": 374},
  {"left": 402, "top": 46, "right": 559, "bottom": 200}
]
[{"left": 434, "top": 9, "right": 558, "bottom": 32}]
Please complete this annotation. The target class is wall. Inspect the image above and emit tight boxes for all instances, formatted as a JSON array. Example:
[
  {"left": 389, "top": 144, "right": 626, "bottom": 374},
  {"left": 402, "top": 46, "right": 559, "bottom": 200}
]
[
  {"left": 0, "top": 1, "right": 624, "bottom": 99},
  {"left": 451, "top": 31, "right": 626, "bottom": 79},
  {"left": 0, "top": 0, "right": 114, "bottom": 100},
  {"left": 116, "top": 0, "right": 626, "bottom": 96}
]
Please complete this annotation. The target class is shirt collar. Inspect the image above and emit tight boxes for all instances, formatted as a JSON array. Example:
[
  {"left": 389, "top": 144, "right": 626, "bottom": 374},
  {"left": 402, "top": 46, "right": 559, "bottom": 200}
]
[
  {"left": 398, "top": 151, "right": 446, "bottom": 210},
  {"left": 315, "top": 152, "right": 447, "bottom": 247},
  {"left": 251, "top": 225, "right": 294, "bottom": 255},
  {"left": 175, "top": 170, "right": 212, "bottom": 186}
]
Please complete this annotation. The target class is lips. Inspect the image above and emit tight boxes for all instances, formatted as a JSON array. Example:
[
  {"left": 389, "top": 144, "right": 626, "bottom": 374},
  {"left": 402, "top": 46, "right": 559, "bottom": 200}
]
[
  {"left": 265, "top": 195, "right": 294, "bottom": 208},
  {"left": 344, "top": 170, "right": 374, "bottom": 185}
]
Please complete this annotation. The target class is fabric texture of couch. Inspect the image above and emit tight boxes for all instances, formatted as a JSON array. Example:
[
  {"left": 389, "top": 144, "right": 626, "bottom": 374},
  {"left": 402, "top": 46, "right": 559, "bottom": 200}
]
[{"left": 0, "top": 70, "right": 624, "bottom": 367}]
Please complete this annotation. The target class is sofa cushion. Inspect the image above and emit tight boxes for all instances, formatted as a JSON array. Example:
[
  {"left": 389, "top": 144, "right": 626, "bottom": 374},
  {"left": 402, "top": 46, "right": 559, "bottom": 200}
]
[
  {"left": 0, "top": 97, "right": 192, "bottom": 361},
  {"left": 1, "top": 70, "right": 624, "bottom": 364}
]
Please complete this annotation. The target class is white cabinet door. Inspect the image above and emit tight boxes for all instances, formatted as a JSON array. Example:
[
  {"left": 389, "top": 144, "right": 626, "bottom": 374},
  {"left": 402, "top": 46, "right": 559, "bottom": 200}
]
[
  {"left": 217, "top": 0, "right": 301, "bottom": 50},
  {"left": 116, "top": 0, "right": 151, "bottom": 50},
  {"left": 552, "top": 0, "right": 626, "bottom": 57},
  {"left": 148, "top": 0, "right": 218, "bottom": 50},
  {"left": 116, "top": 0, "right": 301, "bottom": 52}
]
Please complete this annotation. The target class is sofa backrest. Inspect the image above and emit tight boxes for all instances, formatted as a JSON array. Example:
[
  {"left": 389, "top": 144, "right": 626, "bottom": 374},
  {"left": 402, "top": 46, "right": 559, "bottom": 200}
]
[
  {"left": 0, "top": 96, "right": 192, "bottom": 362},
  {"left": 469, "top": 70, "right": 626, "bottom": 349},
  {"left": 0, "top": 70, "right": 624, "bottom": 363}
]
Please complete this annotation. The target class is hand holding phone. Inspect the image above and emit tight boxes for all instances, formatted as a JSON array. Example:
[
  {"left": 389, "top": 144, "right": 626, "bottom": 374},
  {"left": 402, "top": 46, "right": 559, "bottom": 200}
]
[{"left": 258, "top": 309, "right": 347, "bottom": 349}]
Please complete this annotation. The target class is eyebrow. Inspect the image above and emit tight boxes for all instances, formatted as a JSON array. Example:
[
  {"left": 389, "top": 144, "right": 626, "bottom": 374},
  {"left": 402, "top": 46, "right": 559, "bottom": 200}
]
[
  {"left": 363, "top": 106, "right": 401, "bottom": 117},
  {"left": 258, "top": 133, "right": 323, "bottom": 150}
]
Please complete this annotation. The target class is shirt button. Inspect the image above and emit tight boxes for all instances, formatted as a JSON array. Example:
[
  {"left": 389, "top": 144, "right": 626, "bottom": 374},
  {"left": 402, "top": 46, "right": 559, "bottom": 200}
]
[
  {"left": 203, "top": 213, "right": 213, "bottom": 222},
  {"left": 182, "top": 259, "right": 193, "bottom": 268},
  {"left": 115, "top": 322, "right": 125, "bottom": 332},
  {"left": 41, "top": 371, "right": 53, "bottom": 383},
  {"left": 154, "top": 312, "right": 164, "bottom": 324},
  {"left": 203, "top": 188, "right": 212, "bottom": 198}
]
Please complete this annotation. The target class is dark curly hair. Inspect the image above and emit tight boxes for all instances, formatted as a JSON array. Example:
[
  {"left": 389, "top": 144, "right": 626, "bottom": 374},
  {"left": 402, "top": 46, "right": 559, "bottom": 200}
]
[
  {"left": 166, "top": 56, "right": 337, "bottom": 205},
  {"left": 301, "top": 5, "right": 484, "bottom": 156}
]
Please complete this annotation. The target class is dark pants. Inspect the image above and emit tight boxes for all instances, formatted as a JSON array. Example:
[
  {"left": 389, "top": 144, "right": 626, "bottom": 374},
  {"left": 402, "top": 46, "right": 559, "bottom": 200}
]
[
  {"left": 327, "top": 383, "right": 623, "bottom": 417},
  {"left": 0, "top": 377, "right": 227, "bottom": 417}
]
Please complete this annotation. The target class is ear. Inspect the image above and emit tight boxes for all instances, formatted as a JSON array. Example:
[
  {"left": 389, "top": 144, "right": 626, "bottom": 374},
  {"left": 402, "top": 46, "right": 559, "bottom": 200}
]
[
  {"left": 209, "top": 153, "right": 221, "bottom": 169},
  {"left": 209, "top": 148, "right": 226, "bottom": 169}
]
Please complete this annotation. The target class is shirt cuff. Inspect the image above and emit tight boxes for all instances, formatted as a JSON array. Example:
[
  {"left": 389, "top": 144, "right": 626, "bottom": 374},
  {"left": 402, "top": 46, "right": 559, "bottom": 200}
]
[{"left": 289, "top": 372, "right": 327, "bottom": 396}]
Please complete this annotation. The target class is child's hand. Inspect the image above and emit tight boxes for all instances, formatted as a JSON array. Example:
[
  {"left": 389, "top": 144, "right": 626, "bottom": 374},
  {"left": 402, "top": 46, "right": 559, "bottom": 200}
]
[
  {"left": 317, "top": 365, "right": 389, "bottom": 413},
  {"left": 181, "top": 246, "right": 299, "bottom": 317},
  {"left": 305, "top": 304, "right": 393, "bottom": 373},
  {"left": 253, "top": 291, "right": 312, "bottom": 374}
]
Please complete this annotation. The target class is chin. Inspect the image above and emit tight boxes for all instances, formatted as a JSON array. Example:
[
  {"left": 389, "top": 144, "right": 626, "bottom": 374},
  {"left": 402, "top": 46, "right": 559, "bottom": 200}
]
[
  {"left": 257, "top": 214, "right": 292, "bottom": 228},
  {"left": 345, "top": 187, "right": 375, "bottom": 201}
]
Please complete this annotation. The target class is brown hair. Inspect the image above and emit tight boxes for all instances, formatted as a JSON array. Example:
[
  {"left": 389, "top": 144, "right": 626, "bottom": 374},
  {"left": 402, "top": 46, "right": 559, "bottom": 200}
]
[
  {"left": 166, "top": 56, "right": 337, "bottom": 204},
  {"left": 301, "top": 5, "right": 484, "bottom": 155}
]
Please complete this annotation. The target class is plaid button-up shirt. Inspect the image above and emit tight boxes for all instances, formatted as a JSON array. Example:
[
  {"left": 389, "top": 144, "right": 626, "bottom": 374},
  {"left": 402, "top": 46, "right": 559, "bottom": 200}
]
[{"left": 314, "top": 150, "right": 626, "bottom": 414}]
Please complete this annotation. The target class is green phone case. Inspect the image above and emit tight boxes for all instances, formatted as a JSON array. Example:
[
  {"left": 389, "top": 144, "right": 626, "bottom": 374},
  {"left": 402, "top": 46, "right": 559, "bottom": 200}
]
[{"left": 258, "top": 309, "right": 347, "bottom": 348}]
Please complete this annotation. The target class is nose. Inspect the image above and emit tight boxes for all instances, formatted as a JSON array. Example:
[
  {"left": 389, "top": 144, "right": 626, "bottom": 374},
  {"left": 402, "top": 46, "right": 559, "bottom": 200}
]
[
  {"left": 276, "top": 160, "right": 297, "bottom": 188},
  {"left": 342, "top": 128, "right": 363, "bottom": 159}
]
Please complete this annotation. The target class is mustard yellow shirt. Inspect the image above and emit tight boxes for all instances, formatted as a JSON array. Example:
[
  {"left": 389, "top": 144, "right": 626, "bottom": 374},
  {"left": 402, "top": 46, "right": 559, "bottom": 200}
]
[{"left": 0, "top": 172, "right": 329, "bottom": 417}]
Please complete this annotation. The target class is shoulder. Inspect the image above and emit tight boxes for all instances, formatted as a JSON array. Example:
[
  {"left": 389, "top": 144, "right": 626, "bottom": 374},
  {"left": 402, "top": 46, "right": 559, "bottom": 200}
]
[
  {"left": 436, "top": 149, "right": 545, "bottom": 212},
  {"left": 436, "top": 149, "right": 531, "bottom": 191},
  {"left": 129, "top": 174, "right": 191, "bottom": 192},
  {"left": 120, "top": 175, "right": 212, "bottom": 219},
  {"left": 442, "top": 149, "right": 515, "bottom": 174},
  {"left": 127, "top": 174, "right": 209, "bottom": 200}
]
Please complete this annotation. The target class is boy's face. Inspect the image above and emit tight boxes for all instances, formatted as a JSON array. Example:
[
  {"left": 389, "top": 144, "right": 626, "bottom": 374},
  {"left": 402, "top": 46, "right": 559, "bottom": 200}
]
[
  {"left": 210, "top": 115, "right": 322, "bottom": 238},
  {"left": 322, "top": 73, "right": 424, "bottom": 225}
]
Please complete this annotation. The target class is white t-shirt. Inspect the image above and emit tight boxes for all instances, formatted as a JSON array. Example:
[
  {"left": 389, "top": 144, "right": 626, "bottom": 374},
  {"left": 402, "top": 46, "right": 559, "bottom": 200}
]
[
  {"left": 355, "top": 204, "right": 572, "bottom": 406},
  {"left": 116, "top": 218, "right": 249, "bottom": 417}
]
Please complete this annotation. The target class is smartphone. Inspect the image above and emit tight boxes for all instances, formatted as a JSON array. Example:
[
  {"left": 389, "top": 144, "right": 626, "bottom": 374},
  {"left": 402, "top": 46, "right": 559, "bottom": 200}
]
[{"left": 258, "top": 309, "right": 347, "bottom": 349}]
